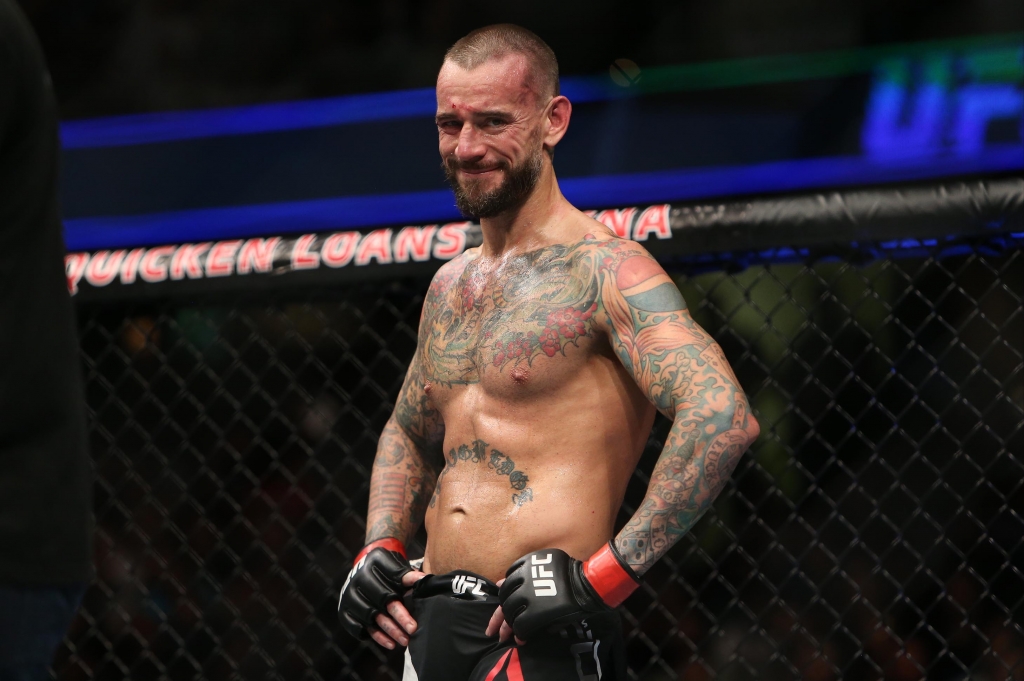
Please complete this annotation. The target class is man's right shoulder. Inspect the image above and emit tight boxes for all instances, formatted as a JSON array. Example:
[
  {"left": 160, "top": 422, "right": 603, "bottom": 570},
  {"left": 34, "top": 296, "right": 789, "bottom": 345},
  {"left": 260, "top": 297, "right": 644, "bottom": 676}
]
[{"left": 424, "top": 248, "right": 476, "bottom": 305}]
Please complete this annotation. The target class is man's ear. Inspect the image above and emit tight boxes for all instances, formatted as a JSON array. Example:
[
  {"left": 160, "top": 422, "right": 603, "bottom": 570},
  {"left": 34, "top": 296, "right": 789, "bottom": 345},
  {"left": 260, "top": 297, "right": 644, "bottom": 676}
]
[{"left": 542, "top": 95, "right": 572, "bottom": 152}]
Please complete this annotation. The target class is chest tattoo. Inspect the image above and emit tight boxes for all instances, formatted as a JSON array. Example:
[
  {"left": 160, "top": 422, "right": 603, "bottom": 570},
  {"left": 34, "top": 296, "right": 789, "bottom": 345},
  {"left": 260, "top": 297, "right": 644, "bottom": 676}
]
[{"left": 420, "top": 244, "right": 600, "bottom": 386}]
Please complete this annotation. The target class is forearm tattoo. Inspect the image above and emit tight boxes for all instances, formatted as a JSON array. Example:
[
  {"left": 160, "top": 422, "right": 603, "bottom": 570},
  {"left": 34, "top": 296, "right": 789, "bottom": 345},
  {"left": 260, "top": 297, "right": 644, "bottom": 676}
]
[{"left": 364, "top": 357, "right": 443, "bottom": 545}]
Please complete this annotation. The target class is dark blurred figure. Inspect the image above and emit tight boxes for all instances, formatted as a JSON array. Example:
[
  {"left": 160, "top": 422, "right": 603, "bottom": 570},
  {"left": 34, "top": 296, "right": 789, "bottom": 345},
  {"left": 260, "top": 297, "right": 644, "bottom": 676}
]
[{"left": 0, "top": 0, "right": 93, "bottom": 678}]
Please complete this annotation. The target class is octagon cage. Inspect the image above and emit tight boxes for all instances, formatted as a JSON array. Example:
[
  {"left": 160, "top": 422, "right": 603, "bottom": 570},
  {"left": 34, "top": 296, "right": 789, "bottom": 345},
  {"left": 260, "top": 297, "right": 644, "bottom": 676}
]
[{"left": 56, "top": 177, "right": 1023, "bottom": 681}]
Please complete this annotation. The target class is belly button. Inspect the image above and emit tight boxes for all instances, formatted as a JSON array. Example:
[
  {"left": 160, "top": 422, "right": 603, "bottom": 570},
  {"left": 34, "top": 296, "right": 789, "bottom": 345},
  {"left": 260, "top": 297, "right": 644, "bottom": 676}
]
[{"left": 510, "top": 367, "right": 529, "bottom": 384}]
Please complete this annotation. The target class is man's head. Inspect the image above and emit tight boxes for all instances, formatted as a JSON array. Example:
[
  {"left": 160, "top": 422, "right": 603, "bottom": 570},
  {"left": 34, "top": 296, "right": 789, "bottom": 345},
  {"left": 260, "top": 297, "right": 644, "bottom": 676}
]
[{"left": 436, "top": 25, "right": 570, "bottom": 219}]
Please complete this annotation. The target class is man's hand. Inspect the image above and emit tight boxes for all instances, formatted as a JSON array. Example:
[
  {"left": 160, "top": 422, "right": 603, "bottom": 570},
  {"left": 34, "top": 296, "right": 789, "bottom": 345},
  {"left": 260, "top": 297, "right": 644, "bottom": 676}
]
[
  {"left": 495, "top": 544, "right": 640, "bottom": 641},
  {"left": 484, "top": 579, "right": 522, "bottom": 644},
  {"left": 337, "top": 540, "right": 426, "bottom": 649}
]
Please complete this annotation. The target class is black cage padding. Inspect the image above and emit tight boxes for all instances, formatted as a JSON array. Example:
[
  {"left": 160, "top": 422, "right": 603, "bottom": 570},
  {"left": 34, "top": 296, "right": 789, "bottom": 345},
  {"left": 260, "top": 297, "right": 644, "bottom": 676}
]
[
  {"left": 659, "top": 176, "right": 1024, "bottom": 256},
  {"left": 66, "top": 176, "right": 1023, "bottom": 303}
]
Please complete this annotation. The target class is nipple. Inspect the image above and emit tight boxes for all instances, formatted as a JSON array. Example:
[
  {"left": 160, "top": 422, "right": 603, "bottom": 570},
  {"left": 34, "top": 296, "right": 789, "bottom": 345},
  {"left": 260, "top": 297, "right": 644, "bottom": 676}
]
[
  {"left": 424, "top": 382, "right": 433, "bottom": 394},
  {"left": 510, "top": 367, "right": 529, "bottom": 384}
]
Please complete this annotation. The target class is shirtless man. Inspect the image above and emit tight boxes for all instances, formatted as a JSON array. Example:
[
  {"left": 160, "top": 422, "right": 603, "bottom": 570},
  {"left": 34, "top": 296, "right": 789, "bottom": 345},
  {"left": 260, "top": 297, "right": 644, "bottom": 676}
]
[{"left": 338, "top": 25, "right": 760, "bottom": 680}]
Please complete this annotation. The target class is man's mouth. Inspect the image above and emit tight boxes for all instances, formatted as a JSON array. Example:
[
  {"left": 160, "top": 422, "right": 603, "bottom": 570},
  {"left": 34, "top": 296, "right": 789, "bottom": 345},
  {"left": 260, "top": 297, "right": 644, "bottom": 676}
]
[{"left": 459, "top": 168, "right": 497, "bottom": 175}]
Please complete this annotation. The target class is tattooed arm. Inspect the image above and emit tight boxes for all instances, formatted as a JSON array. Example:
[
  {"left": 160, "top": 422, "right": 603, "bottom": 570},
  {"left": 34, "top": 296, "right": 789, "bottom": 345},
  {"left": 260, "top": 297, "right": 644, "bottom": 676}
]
[
  {"left": 364, "top": 355, "right": 444, "bottom": 545},
  {"left": 364, "top": 271, "right": 450, "bottom": 545},
  {"left": 347, "top": 314, "right": 445, "bottom": 650},
  {"left": 595, "top": 240, "right": 760, "bottom": 576}
]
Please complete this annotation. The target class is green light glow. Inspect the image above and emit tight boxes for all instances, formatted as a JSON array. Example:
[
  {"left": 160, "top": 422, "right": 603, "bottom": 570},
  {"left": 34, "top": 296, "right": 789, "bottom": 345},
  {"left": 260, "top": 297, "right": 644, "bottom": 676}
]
[{"left": 591, "top": 33, "right": 1023, "bottom": 95}]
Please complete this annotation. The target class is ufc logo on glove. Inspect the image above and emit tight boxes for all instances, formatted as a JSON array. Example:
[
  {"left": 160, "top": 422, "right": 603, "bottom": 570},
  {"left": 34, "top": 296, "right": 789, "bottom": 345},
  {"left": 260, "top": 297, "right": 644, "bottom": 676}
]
[{"left": 530, "top": 553, "right": 558, "bottom": 596}]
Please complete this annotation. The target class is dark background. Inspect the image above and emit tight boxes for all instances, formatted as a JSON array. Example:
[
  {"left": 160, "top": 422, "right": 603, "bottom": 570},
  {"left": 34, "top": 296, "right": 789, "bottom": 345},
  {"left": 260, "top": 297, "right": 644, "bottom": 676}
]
[
  {"left": 21, "top": 0, "right": 1024, "bottom": 226},
  {"left": 17, "top": 0, "right": 1023, "bottom": 120}
]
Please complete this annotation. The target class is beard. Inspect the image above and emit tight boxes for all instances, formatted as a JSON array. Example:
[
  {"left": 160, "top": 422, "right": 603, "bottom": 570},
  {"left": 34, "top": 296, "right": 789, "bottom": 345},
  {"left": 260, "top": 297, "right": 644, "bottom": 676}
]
[{"left": 444, "top": 149, "right": 543, "bottom": 219}]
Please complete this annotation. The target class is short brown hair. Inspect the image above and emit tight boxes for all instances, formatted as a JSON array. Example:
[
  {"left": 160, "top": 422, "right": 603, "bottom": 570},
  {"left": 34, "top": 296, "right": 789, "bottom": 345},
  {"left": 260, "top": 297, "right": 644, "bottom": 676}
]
[{"left": 444, "top": 24, "right": 560, "bottom": 101}]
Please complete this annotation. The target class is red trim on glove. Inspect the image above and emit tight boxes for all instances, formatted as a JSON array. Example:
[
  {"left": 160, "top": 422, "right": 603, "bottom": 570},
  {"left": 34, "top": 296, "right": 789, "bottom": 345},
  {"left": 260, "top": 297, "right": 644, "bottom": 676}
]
[
  {"left": 583, "top": 542, "right": 640, "bottom": 607},
  {"left": 354, "top": 538, "right": 406, "bottom": 564}
]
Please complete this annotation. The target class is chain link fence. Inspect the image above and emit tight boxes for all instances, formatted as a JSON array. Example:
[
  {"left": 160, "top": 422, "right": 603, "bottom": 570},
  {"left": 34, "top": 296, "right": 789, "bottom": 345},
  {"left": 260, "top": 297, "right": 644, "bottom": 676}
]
[{"left": 55, "top": 235, "right": 1023, "bottom": 681}]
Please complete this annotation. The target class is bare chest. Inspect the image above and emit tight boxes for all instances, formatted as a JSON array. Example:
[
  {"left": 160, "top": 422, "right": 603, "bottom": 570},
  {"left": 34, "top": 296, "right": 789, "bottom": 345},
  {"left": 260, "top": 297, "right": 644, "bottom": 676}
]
[{"left": 419, "top": 254, "right": 601, "bottom": 399}]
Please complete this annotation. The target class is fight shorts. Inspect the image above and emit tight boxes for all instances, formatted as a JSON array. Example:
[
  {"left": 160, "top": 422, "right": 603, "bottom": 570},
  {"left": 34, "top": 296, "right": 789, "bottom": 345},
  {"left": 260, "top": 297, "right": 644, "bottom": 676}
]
[{"left": 402, "top": 570, "right": 626, "bottom": 681}]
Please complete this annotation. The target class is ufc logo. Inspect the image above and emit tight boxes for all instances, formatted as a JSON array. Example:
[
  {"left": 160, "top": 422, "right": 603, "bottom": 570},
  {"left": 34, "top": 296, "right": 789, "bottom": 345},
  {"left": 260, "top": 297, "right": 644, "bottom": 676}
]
[
  {"left": 452, "top": 574, "right": 486, "bottom": 596},
  {"left": 531, "top": 553, "right": 557, "bottom": 597}
]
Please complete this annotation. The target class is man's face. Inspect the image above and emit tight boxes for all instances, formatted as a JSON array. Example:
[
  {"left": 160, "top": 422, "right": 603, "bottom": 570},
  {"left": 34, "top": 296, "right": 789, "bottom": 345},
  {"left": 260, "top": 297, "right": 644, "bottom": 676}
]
[{"left": 436, "top": 55, "right": 547, "bottom": 218}]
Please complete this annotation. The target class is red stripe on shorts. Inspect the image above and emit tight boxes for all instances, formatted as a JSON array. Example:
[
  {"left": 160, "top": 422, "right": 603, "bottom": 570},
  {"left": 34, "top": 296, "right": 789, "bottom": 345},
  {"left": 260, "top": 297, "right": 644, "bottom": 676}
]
[
  {"left": 506, "top": 649, "right": 524, "bottom": 681},
  {"left": 484, "top": 649, "right": 512, "bottom": 681}
]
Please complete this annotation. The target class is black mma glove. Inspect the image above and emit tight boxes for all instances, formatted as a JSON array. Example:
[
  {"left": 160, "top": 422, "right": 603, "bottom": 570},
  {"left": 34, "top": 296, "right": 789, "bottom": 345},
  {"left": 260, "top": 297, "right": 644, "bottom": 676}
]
[
  {"left": 498, "top": 543, "right": 640, "bottom": 641},
  {"left": 337, "top": 538, "right": 412, "bottom": 639}
]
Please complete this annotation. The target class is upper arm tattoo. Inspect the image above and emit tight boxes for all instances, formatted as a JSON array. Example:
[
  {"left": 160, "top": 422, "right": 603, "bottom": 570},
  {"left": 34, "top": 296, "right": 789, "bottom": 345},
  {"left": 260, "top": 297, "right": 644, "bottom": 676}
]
[
  {"left": 391, "top": 357, "right": 444, "bottom": 454},
  {"left": 597, "top": 245, "right": 740, "bottom": 417},
  {"left": 387, "top": 265, "right": 456, "bottom": 456}
]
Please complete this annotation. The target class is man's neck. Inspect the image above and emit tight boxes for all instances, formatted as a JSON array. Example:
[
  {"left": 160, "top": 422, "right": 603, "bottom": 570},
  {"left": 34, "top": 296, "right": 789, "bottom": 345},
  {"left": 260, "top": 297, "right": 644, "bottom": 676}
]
[{"left": 477, "top": 166, "right": 572, "bottom": 258}]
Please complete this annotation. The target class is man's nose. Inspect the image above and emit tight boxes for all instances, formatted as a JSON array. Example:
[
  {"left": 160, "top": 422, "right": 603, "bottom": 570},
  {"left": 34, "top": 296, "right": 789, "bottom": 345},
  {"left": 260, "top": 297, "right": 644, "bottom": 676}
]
[{"left": 455, "top": 124, "right": 486, "bottom": 160}]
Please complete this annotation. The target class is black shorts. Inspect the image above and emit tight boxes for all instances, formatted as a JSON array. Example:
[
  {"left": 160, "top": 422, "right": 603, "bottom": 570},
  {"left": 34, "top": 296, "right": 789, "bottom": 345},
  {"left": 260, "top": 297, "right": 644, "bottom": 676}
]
[{"left": 402, "top": 570, "right": 626, "bottom": 681}]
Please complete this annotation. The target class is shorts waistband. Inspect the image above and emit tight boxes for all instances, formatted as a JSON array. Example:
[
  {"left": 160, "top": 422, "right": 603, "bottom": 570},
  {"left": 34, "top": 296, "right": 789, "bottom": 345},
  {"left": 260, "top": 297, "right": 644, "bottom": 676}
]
[{"left": 412, "top": 570, "right": 499, "bottom": 601}]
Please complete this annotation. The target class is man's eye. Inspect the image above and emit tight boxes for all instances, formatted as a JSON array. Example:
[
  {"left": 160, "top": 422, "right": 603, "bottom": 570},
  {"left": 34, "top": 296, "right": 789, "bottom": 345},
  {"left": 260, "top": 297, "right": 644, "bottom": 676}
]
[{"left": 486, "top": 118, "right": 506, "bottom": 127}]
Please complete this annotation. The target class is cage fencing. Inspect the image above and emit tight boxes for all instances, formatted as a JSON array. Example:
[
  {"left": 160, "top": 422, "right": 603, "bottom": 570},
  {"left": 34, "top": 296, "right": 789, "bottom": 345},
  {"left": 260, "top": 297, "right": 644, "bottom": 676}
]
[{"left": 54, "top": 199, "right": 1023, "bottom": 680}]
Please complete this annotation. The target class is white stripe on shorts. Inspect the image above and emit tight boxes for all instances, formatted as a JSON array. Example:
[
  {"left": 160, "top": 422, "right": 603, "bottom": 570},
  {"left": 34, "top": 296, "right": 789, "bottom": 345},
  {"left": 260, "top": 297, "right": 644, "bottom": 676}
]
[{"left": 403, "top": 648, "right": 420, "bottom": 681}]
